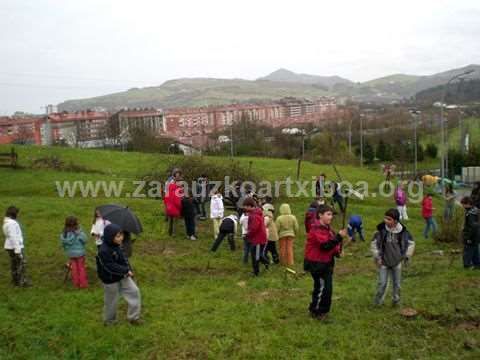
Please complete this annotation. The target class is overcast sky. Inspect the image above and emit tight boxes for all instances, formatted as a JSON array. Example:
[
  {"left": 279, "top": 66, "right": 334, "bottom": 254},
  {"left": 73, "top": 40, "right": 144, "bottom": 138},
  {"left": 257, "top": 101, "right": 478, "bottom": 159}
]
[{"left": 1, "top": 0, "right": 479, "bottom": 114}]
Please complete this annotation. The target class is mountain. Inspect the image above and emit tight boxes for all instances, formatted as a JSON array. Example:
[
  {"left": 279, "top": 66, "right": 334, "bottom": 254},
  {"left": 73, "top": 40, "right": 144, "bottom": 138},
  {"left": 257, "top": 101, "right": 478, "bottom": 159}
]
[
  {"left": 58, "top": 77, "right": 330, "bottom": 112},
  {"left": 258, "top": 68, "right": 353, "bottom": 88},
  {"left": 58, "top": 65, "right": 480, "bottom": 111},
  {"left": 338, "top": 65, "right": 480, "bottom": 102},
  {"left": 416, "top": 78, "right": 480, "bottom": 105}
]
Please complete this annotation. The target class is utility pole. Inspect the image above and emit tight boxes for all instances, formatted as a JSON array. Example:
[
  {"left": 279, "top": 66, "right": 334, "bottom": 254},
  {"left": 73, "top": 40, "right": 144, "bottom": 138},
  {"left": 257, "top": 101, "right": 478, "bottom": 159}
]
[
  {"left": 440, "top": 69, "right": 475, "bottom": 188},
  {"left": 409, "top": 109, "right": 420, "bottom": 179},
  {"left": 348, "top": 118, "right": 352, "bottom": 154},
  {"left": 360, "top": 113, "right": 364, "bottom": 167},
  {"left": 459, "top": 110, "right": 465, "bottom": 154},
  {"left": 230, "top": 121, "right": 234, "bottom": 157}
]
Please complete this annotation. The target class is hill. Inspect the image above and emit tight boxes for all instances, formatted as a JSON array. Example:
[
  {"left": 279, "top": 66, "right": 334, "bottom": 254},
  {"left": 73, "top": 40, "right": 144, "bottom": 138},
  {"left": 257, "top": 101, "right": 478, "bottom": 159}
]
[
  {"left": 58, "top": 65, "right": 480, "bottom": 111},
  {"left": 58, "top": 77, "right": 330, "bottom": 112},
  {"left": 258, "top": 68, "right": 353, "bottom": 88},
  {"left": 0, "top": 145, "right": 478, "bottom": 359}
]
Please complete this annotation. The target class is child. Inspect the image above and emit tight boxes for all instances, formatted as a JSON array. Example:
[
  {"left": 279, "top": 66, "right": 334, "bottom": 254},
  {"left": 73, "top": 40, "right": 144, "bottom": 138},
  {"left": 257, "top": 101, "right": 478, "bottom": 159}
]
[
  {"left": 210, "top": 214, "right": 238, "bottom": 252},
  {"left": 194, "top": 174, "right": 209, "bottom": 220},
  {"left": 210, "top": 190, "right": 224, "bottom": 238},
  {"left": 91, "top": 209, "right": 111, "bottom": 250},
  {"left": 331, "top": 182, "right": 345, "bottom": 213},
  {"left": 304, "top": 201, "right": 319, "bottom": 234},
  {"left": 61, "top": 216, "right": 88, "bottom": 288},
  {"left": 182, "top": 191, "right": 197, "bottom": 241},
  {"left": 460, "top": 197, "right": 480, "bottom": 269},
  {"left": 371, "top": 209, "right": 415, "bottom": 306},
  {"left": 164, "top": 170, "right": 183, "bottom": 236},
  {"left": 304, "top": 205, "right": 346, "bottom": 320},
  {"left": 263, "top": 203, "right": 279, "bottom": 264},
  {"left": 3, "top": 206, "right": 29, "bottom": 287},
  {"left": 444, "top": 184, "right": 456, "bottom": 220},
  {"left": 315, "top": 174, "right": 326, "bottom": 198},
  {"left": 96, "top": 223, "right": 142, "bottom": 325},
  {"left": 422, "top": 192, "right": 437, "bottom": 239},
  {"left": 275, "top": 203, "right": 299, "bottom": 266},
  {"left": 394, "top": 183, "right": 409, "bottom": 221},
  {"left": 239, "top": 210, "right": 250, "bottom": 264},
  {"left": 244, "top": 198, "right": 269, "bottom": 276},
  {"left": 347, "top": 214, "right": 365, "bottom": 242}
]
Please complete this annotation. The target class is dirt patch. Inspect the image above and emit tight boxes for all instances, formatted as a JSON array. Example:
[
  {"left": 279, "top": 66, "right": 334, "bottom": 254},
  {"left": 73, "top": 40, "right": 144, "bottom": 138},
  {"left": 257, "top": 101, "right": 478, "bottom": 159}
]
[
  {"left": 454, "top": 321, "right": 480, "bottom": 331},
  {"left": 31, "top": 156, "right": 103, "bottom": 174},
  {"left": 451, "top": 278, "right": 480, "bottom": 289},
  {"left": 418, "top": 310, "right": 480, "bottom": 330}
]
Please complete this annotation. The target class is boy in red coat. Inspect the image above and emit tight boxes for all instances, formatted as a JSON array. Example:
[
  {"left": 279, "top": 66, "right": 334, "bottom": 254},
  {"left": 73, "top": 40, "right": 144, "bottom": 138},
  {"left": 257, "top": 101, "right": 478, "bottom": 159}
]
[
  {"left": 304, "top": 204, "right": 346, "bottom": 320},
  {"left": 421, "top": 192, "right": 437, "bottom": 239},
  {"left": 243, "top": 197, "right": 269, "bottom": 276}
]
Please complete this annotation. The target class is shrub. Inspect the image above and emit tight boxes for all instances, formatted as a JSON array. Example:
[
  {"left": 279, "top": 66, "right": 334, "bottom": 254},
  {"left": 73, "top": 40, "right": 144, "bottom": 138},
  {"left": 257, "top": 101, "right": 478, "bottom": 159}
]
[{"left": 434, "top": 205, "right": 464, "bottom": 243}]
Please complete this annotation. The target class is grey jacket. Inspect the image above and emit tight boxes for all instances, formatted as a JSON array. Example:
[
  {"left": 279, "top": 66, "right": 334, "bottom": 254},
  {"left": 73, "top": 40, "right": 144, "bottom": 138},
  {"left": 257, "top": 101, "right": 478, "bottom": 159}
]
[{"left": 371, "top": 222, "right": 415, "bottom": 267}]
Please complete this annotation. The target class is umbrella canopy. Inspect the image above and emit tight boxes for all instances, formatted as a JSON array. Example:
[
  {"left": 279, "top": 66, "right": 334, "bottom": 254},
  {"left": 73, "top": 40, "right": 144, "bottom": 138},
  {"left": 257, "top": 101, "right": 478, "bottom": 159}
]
[{"left": 96, "top": 204, "right": 143, "bottom": 235}]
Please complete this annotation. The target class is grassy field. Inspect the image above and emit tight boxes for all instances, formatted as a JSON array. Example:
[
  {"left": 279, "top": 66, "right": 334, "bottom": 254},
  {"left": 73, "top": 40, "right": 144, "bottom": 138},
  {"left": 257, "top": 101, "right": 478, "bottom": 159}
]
[{"left": 0, "top": 145, "right": 479, "bottom": 359}]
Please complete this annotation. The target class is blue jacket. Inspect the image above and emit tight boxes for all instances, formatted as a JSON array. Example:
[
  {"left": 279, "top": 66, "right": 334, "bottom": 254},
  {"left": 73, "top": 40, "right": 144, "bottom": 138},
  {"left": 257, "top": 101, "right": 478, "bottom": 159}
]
[
  {"left": 96, "top": 224, "right": 131, "bottom": 284},
  {"left": 348, "top": 215, "right": 363, "bottom": 228},
  {"left": 60, "top": 230, "right": 87, "bottom": 258}
]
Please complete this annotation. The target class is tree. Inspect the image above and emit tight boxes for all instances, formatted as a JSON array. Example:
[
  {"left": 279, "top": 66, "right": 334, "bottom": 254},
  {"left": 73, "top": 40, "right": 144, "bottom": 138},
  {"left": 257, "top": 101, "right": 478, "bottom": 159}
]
[
  {"left": 426, "top": 143, "right": 438, "bottom": 159},
  {"left": 376, "top": 140, "right": 392, "bottom": 161},
  {"left": 363, "top": 141, "right": 375, "bottom": 164}
]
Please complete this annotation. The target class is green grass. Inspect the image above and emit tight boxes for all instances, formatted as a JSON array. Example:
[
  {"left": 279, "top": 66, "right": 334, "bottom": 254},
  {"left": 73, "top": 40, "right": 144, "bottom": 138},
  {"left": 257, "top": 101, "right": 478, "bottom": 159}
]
[{"left": 0, "top": 145, "right": 479, "bottom": 359}]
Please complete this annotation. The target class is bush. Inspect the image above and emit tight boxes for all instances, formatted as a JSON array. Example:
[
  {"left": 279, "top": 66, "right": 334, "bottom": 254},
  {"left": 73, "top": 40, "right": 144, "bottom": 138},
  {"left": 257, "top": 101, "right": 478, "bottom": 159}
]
[
  {"left": 141, "top": 156, "right": 261, "bottom": 200},
  {"left": 434, "top": 205, "right": 464, "bottom": 243},
  {"left": 426, "top": 143, "right": 438, "bottom": 159}
]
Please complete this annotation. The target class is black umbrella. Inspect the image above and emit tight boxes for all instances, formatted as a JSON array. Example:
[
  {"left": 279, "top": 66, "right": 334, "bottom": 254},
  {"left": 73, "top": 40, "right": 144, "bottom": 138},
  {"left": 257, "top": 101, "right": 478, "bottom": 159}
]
[{"left": 96, "top": 204, "right": 143, "bottom": 235}]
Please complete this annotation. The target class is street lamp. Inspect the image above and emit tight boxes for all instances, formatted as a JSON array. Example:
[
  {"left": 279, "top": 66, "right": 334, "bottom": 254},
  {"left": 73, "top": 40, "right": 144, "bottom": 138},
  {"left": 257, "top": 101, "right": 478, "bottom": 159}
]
[
  {"left": 409, "top": 109, "right": 421, "bottom": 178},
  {"left": 360, "top": 113, "right": 365, "bottom": 167},
  {"left": 440, "top": 69, "right": 475, "bottom": 186}
]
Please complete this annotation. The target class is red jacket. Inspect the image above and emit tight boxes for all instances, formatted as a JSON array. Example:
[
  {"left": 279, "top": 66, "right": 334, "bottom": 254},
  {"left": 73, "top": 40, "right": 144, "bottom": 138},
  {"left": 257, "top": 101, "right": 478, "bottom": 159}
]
[
  {"left": 247, "top": 208, "right": 268, "bottom": 246},
  {"left": 304, "top": 221, "right": 342, "bottom": 263},
  {"left": 422, "top": 196, "right": 433, "bottom": 219},
  {"left": 164, "top": 182, "right": 183, "bottom": 218},
  {"left": 304, "top": 209, "right": 317, "bottom": 234}
]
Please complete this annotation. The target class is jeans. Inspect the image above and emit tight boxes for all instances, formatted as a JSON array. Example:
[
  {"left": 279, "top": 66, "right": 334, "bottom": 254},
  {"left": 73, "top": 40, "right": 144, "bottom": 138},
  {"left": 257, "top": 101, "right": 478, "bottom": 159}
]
[
  {"left": 211, "top": 232, "right": 235, "bottom": 252},
  {"left": 103, "top": 277, "right": 141, "bottom": 324},
  {"left": 309, "top": 266, "right": 333, "bottom": 315},
  {"left": 251, "top": 244, "right": 269, "bottom": 276},
  {"left": 463, "top": 243, "right": 480, "bottom": 268},
  {"left": 184, "top": 216, "right": 196, "bottom": 237},
  {"left": 242, "top": 235, "right": 251, "bottom": 264},
  {"left": 194, "top": 199, "right": 207, "bottom": 218},
  {"left": 423, "top": 217, "right": 437, "bottom": 239},
  {"left": 444, "top": 203, "right": 455, "bottom": 220},
  {"left": 374, "top": 263, "right": 402, "bottom": 305},
  {"left": 347, "top": 224, "right": 365, "bottom": 241}
]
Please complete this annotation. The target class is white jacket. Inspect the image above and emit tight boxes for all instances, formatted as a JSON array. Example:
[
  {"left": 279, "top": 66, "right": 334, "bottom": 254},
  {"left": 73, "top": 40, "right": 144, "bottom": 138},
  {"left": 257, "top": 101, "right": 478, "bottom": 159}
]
[
  {"left": 210, "top": 195, "right": 224, "bottom": 219},
  {"left": 90, "top": 218, "right": 111, "bottom": 246},
  {"left": 239, "top": 213, "right": 249, "bottom": 236},
  {"left": 3, "top": 217, "right": 24, "bottom": 254}
]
